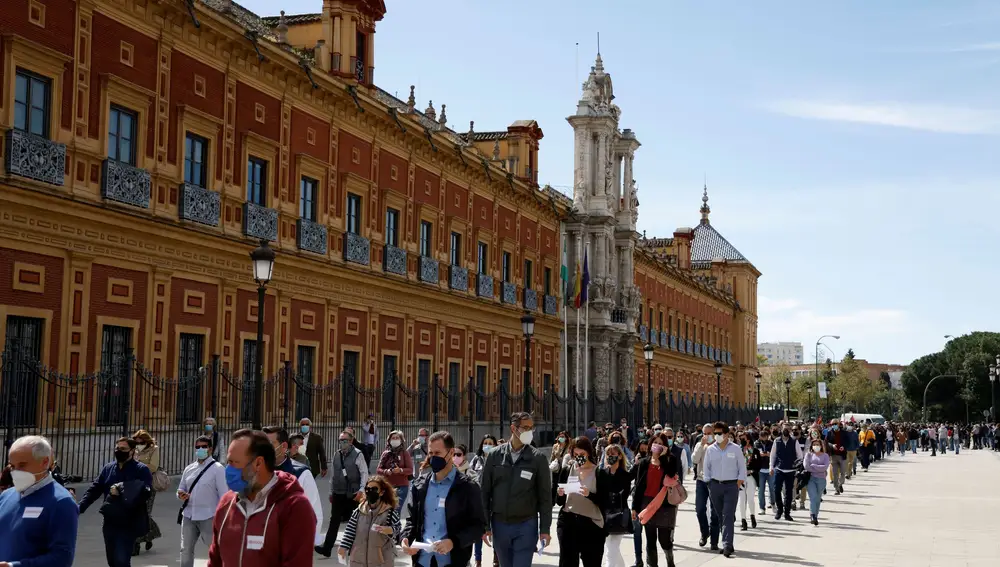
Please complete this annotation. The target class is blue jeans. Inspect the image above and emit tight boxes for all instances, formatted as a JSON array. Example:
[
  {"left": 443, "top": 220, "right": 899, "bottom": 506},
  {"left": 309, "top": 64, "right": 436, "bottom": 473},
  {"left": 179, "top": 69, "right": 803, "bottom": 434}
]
[
  {"left": 475, "top": 540, "right": 483, "bottom": 562},
  {"left": 695, "top": 480, "right": 719, "bottom": 544},
  {"left": 632, "top": 516, "right": 643, "bottom": 565},
  {"left": 491, "top": 518, "right": 537, "bottom": 567},
  {"left": 806, "top": 476, "right": 825, "bottom": 518},
  {"left": 394, "top": 485, "right": 409, "bottom": 514},
  {"left": 103, "top": 524, "right": 134, "bottom": 567},
  {"left": 910, "top": 439, "right": 918, "bottom": 453},
  {"left": 757, "top": 470, "right": 774, "bottom": 511}
]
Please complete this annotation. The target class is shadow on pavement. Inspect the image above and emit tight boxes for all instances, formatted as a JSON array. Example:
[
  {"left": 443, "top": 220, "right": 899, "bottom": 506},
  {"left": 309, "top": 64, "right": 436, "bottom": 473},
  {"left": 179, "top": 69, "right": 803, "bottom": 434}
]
[{"left": 724, "top": 549, "right": 823, "bottom": 566}]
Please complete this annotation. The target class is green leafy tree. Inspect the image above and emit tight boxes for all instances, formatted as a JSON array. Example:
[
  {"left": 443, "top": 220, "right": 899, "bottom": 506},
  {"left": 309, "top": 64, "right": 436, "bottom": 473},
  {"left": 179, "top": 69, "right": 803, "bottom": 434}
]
[
  {"left": 845, "top": 348, "right": 856, "bottom": 360},
  {"left": 900, "top": 332, "right": 1000, "bottom": 422},
  {"left": 830, "top": 355, "right": 876, "bottom": 411},
  {"left": 757, "top": 353, "right": 769, "bottom": 367},
  {"left": 760, "top": 363, "right": 792, "bottom": 406}
]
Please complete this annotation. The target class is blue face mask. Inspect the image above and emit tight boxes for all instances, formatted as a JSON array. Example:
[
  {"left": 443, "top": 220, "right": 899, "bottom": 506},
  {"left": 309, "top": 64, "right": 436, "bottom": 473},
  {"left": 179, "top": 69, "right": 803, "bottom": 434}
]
[
  {"left": 301, "top": 425, "right": 310, "bottom": 434},
  {"left": 195, "top": 448, "right": 209, "bottom": 460},
  {"left": 667, "top": 439, "right": 674, "bottom": 447},
  {"left": 205, "top": 424, "right": 214, "bottom": 432},
  {"left": 225, "top": 464, "right": 249, "bottom": 493},
  {"left": 832, "top": 425, "right": 840, "bottom": 431}
]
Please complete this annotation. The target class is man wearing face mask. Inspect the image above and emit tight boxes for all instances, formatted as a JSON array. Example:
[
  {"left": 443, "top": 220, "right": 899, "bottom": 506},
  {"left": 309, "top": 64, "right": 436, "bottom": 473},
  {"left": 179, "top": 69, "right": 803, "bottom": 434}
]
[
  {"left": 79, "top": 437, "right": 153, "bottom": 567},
  {"left": 263, "top": 426, "right": 324, "bottom": 546},
  {"left": 690, "top": 423, "right": 718, "bottom": 549},
  {"left": 768, "top": 426, "right": 803, "bottom": 522},
  {"left": 402, "top": 431, "right": 486, "bottom": 567},
  {"left": 480, "top": 412, "right": 552, "bottom": 567},
  {"left": 410, "top": 428, "right": 431, "bottom": 468},
  {"left": 0, "top": 435, "right": 78, "bottom": 567},
  {"left": 662, "top": 427, "right": 685, "bottom": 483},
  {"left": 204, "top": 417, "right": 220, "bottom": 461},
  {"left": 208, "top": 429, "right": 315, "bottom": 566},
  {"left": 843, "top": 422, "right": 860, "bottom": 480},
  {"left": 753, "top": 428, "right": 774, "bottom": 513},
  {"left": 823, "top": 419, "right": 848, "bottom": 494},
  {"left": 288, "top": 434, "right": 310, "bottom": 466},
  {"left": 177, "top": 436, "right": 228, "bottom": 567},
  {"left": 316, "top": 430, "right": 369, "bottom": 557},
  {"left": 703, "top": 422, "right": 746, "bottom": 558},
  {"left": 299, "top": 417, "right": 329, "bottom": 479}
]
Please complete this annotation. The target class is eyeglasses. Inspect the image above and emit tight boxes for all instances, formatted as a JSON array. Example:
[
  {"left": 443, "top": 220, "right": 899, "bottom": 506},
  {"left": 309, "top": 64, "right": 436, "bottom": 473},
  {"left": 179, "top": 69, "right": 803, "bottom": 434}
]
[
  {"left": 454, "top": 452, "right": 465, "bottom": 457},
  {"left": 195, "top": 445, "right": 210, "bottom": 450}
]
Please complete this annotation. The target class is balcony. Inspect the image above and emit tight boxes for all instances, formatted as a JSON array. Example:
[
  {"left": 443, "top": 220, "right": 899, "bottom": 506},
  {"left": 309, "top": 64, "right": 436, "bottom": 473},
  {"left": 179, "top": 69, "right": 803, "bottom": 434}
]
[
  {"left": 449, "top": 265, "right": 468, "bottom": 291},
  {"left": 686, "top": 339, "right": 693, "bottom": 354},
  {"left": 670, "top": 335, "right": 677, "bottom": 350},
  {"left": 179, "top": 183, "right": 220, "bottom": 226},
  {"left": 243, "top": 202, "right": 278, "bottom": 241},
  {"left": 709, "top": 346, "right": 715, "bottom": 361},
  {"left": 101, "top": 159, "right": 150, "bottom": 208},
  {"left": 5, "top": 129, "right": 66, "bottom": 186},
  {"left": 296, "top": 218, "right": 327, "bottom": 255},
  {"left": 543, "top": 295, "right": 558, "bottom": 315},
  {"left": 523, "top": 289, "right": 538, "bottom": 311},
  {"left": 501, "top": 282, "right": 517, "bottom": 305},
  {"left": 419, "top": 256, "right": 439, "bottom": 284},
  {"left": 343, "top": 232, "right": 370, "bottom": 265},
  {"left": 476, "top": 274, "right": 493, "bottom": 299},
  {"left": 650, "top": 331, "right": 659, "bottom": 347},
  {"left": 639, "top": 325, "right": 648, "bottom": 342},
  {"left": 660, "top": 331, "right": 668, "bottom": 348},
  {"left": 383, "top": 245, "right": 406, "bottom": 276},
  {"left": 611, "top": 308, "right": 628, "bottom": 324}
]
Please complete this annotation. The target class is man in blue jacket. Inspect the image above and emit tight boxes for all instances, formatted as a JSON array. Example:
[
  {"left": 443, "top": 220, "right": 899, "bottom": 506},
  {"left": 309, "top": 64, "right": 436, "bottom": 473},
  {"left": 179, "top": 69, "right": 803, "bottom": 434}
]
[
  {"left": 0, "top": 435, "right": 78, "bottom": 567},
  {"left": 79, "top": 437, "right": 153, "bottom": 567}
]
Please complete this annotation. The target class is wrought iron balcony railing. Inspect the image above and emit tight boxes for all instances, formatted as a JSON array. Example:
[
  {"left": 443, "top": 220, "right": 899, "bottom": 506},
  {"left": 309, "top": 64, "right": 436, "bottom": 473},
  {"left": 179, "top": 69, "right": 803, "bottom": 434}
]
[
  {"left": 244, "top": 202, "right": 278, "bottom": 241},
  {"left": 449, "top": 265, "right": 468, "bottom": 291},
  {"left": 344, "top": 232, "right": 370, "bottom": 265},
  {"left": 5, "top": 129, "right": 66, "bottom": 186},
  {"left": 502, "top": 282, "right": 517, "bottom": 305},
  {"left": 419, "top": 256, "right": 439, "bottom": 284},
  {"left": 543, "top": 295, "right": 558, "bottom": 315},
  {"left": 611, "top": 308, "right": 628, "bottom": 324},
  {"left": 523, "top": 289, "right": 538, "bottom": 311},
  {"left": 383, "top": 245, "right": 406, "bottom": 276},
  {"left": 296, "top": 218, "right": 327, "bottom": 255},
  {"left": 477, "top": 274, "right": 493, "bottom": 299},
  {"left": 101, "top": 159, "right": 150, "bottom": 208},
  {"left": 179, "top": 183, "right": 220, "bottom": 226}
]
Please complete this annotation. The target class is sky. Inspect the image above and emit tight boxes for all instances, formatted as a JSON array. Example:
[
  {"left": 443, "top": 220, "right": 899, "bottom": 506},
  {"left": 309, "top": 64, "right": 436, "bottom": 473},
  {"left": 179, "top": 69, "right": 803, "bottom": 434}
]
[{"left": 241, "top": 0, "right": 1000, "bottom": 365}]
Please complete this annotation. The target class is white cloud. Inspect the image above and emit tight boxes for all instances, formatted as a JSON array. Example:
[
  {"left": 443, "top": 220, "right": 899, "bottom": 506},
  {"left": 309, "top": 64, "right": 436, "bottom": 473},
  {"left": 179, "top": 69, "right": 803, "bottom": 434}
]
[{"left": 765, "top": 100, "right": 1000, "bottom": 134}]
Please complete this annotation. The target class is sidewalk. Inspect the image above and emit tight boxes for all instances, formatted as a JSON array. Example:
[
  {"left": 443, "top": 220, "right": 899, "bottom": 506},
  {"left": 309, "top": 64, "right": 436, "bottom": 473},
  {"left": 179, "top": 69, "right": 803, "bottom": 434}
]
[{"left": 73, "top": 449, "right": 1000, "bottom": 566}]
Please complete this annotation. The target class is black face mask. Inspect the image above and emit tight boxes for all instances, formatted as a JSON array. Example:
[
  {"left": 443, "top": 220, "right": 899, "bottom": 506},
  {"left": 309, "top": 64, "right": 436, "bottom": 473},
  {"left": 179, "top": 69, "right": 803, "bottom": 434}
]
[
  {"left": 365, "top": 488, "right": 380, "bottom": 505},
  {"left": 782, "top": 430, "right": 791, "bottom": 438},
  {"left": 114, "top": 449, "right": 130, "bottom": 463},
  {"left": 607, "top": 455, "right": 620, "bottom": 465},
  {"left": 574, "top": 455, "right": 587, "bottom": 466},
  {"left": 610, "top": 437, "right": 622, "bottom": 445}
]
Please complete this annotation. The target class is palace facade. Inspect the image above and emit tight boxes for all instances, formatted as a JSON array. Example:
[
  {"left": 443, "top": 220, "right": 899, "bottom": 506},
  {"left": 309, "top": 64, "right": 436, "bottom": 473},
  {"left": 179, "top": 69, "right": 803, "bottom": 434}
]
[{"left": 0, "top": 0, "right": 566, "bottom": 427}]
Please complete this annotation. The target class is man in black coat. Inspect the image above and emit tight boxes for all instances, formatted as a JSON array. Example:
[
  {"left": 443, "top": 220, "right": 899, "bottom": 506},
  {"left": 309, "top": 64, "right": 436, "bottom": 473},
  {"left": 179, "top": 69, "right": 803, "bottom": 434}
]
[{"left": 401, "top": 431, "right": 485, "bottom": 567}]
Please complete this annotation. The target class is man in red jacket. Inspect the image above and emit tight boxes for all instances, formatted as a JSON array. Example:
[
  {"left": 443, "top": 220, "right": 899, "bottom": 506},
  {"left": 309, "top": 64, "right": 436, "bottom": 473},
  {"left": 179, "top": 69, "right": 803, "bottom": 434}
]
[{"left": 208, "top": 429, "right": 316, "bottom": 567}]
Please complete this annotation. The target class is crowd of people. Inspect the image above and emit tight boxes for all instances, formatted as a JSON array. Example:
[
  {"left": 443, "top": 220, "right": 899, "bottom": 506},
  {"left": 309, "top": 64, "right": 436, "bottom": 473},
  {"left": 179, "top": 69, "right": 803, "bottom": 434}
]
[{"left": 0, "top": 414, "right": 994, "bottom": 567}]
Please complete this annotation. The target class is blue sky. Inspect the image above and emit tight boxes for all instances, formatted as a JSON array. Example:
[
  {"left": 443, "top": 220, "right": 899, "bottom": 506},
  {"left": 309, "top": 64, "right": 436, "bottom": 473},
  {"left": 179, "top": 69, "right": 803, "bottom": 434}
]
[{"left": 242, "top": 0, "right": 1000, "bottom": 365}]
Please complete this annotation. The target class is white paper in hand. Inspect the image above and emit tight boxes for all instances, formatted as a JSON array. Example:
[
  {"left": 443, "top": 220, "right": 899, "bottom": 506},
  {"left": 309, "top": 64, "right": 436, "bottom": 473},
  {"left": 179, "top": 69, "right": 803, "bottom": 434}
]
[
  {"left": 559, "top": 481, "right": 583, "bottom": 494},
  {"left": 408, "top": 541, "right": 437, "bottom": 552}
]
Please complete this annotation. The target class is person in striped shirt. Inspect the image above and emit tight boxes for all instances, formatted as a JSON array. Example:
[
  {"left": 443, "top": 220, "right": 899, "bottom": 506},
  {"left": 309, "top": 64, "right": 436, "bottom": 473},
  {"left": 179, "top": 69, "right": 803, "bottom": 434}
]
[{"left": 338, "top": 475, "right": 402, "bottom": 567}]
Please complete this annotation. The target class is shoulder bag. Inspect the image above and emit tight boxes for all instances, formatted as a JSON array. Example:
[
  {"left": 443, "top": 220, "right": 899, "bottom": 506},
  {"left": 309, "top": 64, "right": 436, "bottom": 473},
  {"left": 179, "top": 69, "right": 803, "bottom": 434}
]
[
  {"left": 152, "top": 468, "right": 170, "bottom": 492},
  {"left": 177, "top": 462, "right": 215, "bottom": 524}
]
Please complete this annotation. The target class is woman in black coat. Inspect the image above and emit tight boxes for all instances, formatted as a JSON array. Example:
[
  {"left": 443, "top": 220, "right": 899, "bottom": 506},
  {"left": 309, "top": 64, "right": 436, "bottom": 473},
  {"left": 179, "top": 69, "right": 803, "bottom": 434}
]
[
  {"left": 600, "top": 442, "right": 635, "bottom": 567},
  {"left": 631, "top": 432, "right": 680, "bottom": 567}
]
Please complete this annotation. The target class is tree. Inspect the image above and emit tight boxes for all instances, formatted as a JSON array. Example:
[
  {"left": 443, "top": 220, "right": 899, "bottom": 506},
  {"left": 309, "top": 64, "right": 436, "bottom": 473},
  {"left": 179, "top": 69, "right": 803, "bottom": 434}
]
[
  {"left": 757, "top": 353, "right": 769, "bottom": 367},
  {"left": 900, "top": 332, "right": 1000, "bottom": 422},
  {"left": 830, "top": 355, "right": 876, "bottom": 411},
  {"left": 845, "top": 348, "right": 856, "bottom": 361},
  {"left": 760, "top": 363, "right": 792, "bottom": 406}
]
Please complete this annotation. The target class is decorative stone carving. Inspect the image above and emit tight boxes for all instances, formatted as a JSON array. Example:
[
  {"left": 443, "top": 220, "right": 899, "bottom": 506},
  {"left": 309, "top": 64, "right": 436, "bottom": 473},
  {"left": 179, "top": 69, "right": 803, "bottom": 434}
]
[
  {"left": 594, "top": 346, "right": 611, "bottom": 395},
  {"left": 296, "top": 218, "right": 327, "bottom": 254},
  {"left": 502, "top": 282, "right": 517, "bottom": 305},
  {"left": 179, "top": 183, "right": 221, "bottom": 226},
  {"left": 344, "top": 232, "right": 370, "bottom": 265},
  {"left": 5, "top": 129, "right": 66, "bottom": 186},
  {"left": 383, "top": 245, "right": 406, "bottom": 275},
  {"left": 419, "top": 256, "right": 439, "bottom": 284},
  {"left": 543, "top": 294, "right": 558, "bottom": 315},
  {"left": 477, "top": 274, "right": 494, "bottom": 299},
  {"left": 449, "top": 265, "right": 468, "bottom": 291},
  {"left": 523, "top": 289, "right": 538, "bottom": 311},
  {"left": 243, "top": 202, "right": 278, "bottom": 241},
  {"left": 101, "top": 159, "right": 150, "bottom": 208}
]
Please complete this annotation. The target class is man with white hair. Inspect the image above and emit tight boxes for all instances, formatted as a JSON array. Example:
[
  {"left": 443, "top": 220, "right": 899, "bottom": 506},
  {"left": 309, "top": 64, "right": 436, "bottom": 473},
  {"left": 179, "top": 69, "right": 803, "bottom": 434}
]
[{"left": 0, "top": 435, "right": 79, "bottom": 566}]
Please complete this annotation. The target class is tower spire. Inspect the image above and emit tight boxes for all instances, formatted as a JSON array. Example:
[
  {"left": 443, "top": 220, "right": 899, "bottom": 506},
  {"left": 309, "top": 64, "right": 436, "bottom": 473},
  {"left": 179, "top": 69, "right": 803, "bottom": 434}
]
[{"left": 700, "top": 181, "right": 711, "bottom": 224}]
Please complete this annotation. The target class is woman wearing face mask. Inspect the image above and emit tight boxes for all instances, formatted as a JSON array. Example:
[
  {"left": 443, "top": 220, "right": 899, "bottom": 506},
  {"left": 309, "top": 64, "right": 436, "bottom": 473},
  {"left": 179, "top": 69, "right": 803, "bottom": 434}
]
[
  {"left": 803, "top": 438, "right": 829, "bottom": 525},
  {"left": 376, "top": 430, "right": 414, "bottom": 513},
  {"left": 132, "top": 429, "right": 162, "bottom": 555},
  {"left": 599, "top": 431, "right": 634, "bottom": 467},
  {"left": 600, "top": 444, "right": 634, "bottom": 567},
  {"left": 468, "top": 435, "right": 498, "bottom": 567},
  {"left": 551, "top": 431, "right": 573, "bottom": 502},
  {"left": 738, "top": 433, "right": 760, "bottom": 530},
  {"left": 453, "top": 444, "right": 470, "bottom": 474},
  {"left": 556, "top": 437, "right": 608, "bottom": 567},
  {"left": 338, "top": 475, "right": 401, "bottom": 567},
  {"left": 635, "top": 440, "right": 650, "bottom": 461},
  {"left": 632, "top": 433, "right": 681, "bottom": 567},
  {"left": 675, "top": 433, "right": 693, "bottom": 477}
]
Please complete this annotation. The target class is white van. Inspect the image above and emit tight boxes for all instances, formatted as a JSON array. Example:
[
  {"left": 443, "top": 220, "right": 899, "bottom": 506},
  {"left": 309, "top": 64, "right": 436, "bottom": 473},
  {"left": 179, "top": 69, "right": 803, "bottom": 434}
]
[{"left": 840, "top": 413, "right": 886, "bottom": 425}]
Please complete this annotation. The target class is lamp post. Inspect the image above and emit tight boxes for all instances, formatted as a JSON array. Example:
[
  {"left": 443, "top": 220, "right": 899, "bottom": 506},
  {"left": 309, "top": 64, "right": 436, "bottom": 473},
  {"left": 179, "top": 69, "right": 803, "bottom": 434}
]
[
  {"left": 990, "top": 357, "right": 998, "bottom": 421},
  {"left": 806, "top": 384, "right": 814, "bottom": 420},
  {"left": 714, "top": 361, "right": 723, "bottom": 421},
  {"left": 784, "top": 376, "right": 791, "bottom": 412},
  {"left": 644, "top": 343, "right": 654, "bottom": 425},
  {"left": 815, "top": 335, "right": 839, "bottom": 412},
  {"left": 754, "top": 371, "right": 762, "bottom": 414},
  {"left": 521, "top": 312, "right": 535, "bottom": 412},
  {"left": 249, "top": 239, "right": 275, "bottom": 431}
]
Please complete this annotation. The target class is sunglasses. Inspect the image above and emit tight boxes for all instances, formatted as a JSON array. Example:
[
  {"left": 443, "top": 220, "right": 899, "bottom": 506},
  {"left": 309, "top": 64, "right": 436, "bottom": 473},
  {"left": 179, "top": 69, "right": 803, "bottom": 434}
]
[
  {"left": 454, "top": 452, "right": 465, "bottom": 457},
  {"left": 195, "top": 445, "right": 210, "bottom": 450}
]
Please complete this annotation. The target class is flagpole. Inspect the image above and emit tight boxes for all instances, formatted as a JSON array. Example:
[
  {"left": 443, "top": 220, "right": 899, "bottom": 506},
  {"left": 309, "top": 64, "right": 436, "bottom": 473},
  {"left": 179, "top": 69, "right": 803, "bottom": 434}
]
[
  {"left": 583, "top": 239, "right": 590, "bottom": 405},
  {"left": 561, "top": 229, "right": 569, "bottom": 397}
]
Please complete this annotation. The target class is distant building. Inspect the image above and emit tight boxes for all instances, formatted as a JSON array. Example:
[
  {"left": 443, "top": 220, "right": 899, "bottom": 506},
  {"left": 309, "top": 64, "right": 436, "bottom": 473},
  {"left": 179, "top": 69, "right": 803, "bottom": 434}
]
[{"left": 758, "top": 342, "right": 804, "bottom": 365}]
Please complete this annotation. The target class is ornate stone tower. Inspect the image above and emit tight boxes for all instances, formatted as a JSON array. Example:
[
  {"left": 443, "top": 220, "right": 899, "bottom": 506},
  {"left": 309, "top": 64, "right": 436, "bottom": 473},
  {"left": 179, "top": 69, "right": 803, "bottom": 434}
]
[{"left": 564, "top": 53, "right": 643, "bottom": 413}]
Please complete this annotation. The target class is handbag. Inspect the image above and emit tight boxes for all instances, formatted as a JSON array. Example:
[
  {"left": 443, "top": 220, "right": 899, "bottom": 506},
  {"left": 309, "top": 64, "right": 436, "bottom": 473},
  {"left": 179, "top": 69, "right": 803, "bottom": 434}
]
[
  {"left": 176, "top": 462, "right": 214, "bottom": 524},
  {"left": 666, "top": 481, "right": 688, "bottom": 506},
  {"left": 152, "top": 469, "right": 170, "bottom": 492},
  {"left": 604, "top": 489, "right": 632, "bottom": 533}
]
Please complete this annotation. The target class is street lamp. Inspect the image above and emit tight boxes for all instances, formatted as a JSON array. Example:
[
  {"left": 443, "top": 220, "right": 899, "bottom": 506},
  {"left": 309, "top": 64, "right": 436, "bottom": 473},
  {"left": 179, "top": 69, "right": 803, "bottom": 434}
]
[
  {"left": 784, "top": 377, "right": 791, "bottom": 410},
  {"left": 815, "top": 335, "right": 839, "bottom": 414},
  {"left": 990, "top": 358, "right": 998, "bottom": 421},
  {"left": 714, "top": 361, "right": 723, "bottom": 421},
  {"left": 521, "top": 311, "right": 535, "bottom": 411},
  {"left": 806, "top": 384, "right": 814, "bottom": 420},
  {"left": 249, "top": 239, "right": 275, "bottom": 431},
  {"left": 754, "top": 371, "right": 762, "bottom": 414},
  {"left": 644, "top": 343, "right": 654, "bottom": 425}
]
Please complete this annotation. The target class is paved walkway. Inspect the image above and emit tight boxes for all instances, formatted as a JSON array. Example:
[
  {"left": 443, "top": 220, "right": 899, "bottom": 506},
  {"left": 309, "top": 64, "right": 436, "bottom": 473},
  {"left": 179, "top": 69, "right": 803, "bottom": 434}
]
[{"left": 70, "top": 449, "right": 1000, "bottom": 566}]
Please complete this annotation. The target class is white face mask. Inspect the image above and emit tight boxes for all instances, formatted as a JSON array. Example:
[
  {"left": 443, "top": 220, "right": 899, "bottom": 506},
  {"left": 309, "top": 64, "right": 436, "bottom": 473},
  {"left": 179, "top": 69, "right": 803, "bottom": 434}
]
[
  {"left": 296, "top": 445, "right": 306, "bottom": 455},
  {"left": 812, "top": 445, "right": 822, "bottom": 453},
  {"left": 713, "top": 434, "right": 724, "bottom": 444},
  {"left": 390, "top": 439, "right": 402, "bottom": 448},
  {"left": 483, "top": 445, "right": 496, "bottom": 454},
  {"left": 519, "top": 430, "right": 534, "bottom": 446},
  {"left": 417, "top": 436, "right": 426, "bottom": 445},
  {"left": 136, "top": 444, "right": 146, "bottom": 451},
  {"left": 10, "top": 469, "right": 41, "bottom": 493}
]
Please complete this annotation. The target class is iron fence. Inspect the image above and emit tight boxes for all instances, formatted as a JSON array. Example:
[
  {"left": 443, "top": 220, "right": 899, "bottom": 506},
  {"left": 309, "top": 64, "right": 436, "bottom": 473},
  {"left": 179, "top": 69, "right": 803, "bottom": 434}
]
[{"left": 1, "top": 338, "right": 785, "bottom": 480}]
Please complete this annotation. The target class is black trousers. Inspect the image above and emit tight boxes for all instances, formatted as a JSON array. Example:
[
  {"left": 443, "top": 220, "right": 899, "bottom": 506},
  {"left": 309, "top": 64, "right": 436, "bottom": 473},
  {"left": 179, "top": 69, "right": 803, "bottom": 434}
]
[
  {"left": 773, "top": 471, "right": 795, "bottom": 516},
  {"left": 643, "top": 524, "right": 674, "bottom": 567},
  {"left": 320, "top": 492, "right": 358, "bottom": 552},
  {"left": 557, "top": 510, "right": 606, "bottom": 567}
]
